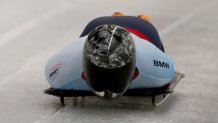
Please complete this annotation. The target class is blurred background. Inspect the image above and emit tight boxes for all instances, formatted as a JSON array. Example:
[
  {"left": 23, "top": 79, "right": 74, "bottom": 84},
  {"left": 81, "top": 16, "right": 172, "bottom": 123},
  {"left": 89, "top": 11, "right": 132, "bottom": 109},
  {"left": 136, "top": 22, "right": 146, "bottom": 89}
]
[{"left": 0, "top": 0, "right": 217, "bottom": 123}]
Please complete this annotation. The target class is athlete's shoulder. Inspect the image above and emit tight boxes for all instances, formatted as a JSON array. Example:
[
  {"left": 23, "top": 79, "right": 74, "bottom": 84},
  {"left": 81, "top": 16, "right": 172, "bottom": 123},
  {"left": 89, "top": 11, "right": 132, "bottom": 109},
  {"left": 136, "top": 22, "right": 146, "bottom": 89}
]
[{"left": 131, "top": 33, "right": 158, "bottom": 49}]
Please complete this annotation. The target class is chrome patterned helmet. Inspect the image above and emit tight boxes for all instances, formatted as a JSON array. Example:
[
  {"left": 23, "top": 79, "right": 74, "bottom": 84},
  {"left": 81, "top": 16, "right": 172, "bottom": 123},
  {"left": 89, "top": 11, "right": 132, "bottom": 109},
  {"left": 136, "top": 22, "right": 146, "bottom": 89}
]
[{"left": 83, "top": 24, "right": 136, "bottom": 98}]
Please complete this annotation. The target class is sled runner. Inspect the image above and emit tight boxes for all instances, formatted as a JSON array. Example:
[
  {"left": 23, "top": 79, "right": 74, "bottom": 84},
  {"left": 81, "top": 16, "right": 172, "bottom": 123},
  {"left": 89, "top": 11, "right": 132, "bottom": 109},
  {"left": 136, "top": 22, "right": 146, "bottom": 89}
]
[{"left": 44, "top": 72, "right": 184, "bottom": 106}]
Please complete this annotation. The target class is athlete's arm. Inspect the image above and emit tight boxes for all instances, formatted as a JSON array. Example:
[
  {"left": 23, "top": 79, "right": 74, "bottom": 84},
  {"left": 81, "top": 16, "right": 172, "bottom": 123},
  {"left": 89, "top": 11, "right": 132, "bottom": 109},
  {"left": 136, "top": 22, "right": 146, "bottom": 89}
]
[
  {"left": 130, "top": 34, "right": 174, "bottom": 88},
  {"left": 45, "top": 36, "right": 89, "bottom": 90}
]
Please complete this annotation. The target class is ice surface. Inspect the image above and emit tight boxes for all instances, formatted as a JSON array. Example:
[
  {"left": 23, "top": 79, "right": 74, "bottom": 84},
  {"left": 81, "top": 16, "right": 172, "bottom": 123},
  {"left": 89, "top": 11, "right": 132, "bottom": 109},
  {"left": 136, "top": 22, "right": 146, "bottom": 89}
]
[{"left": 0, "top": 0, "right": 218, "bottom": 123}]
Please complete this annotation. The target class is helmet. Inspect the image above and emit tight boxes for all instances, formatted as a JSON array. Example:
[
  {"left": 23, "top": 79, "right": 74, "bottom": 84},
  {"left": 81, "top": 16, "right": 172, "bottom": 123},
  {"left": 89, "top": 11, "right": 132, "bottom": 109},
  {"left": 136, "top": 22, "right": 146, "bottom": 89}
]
[{"left": 83, "top": 24, "right": 136, "bottom": 98}]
